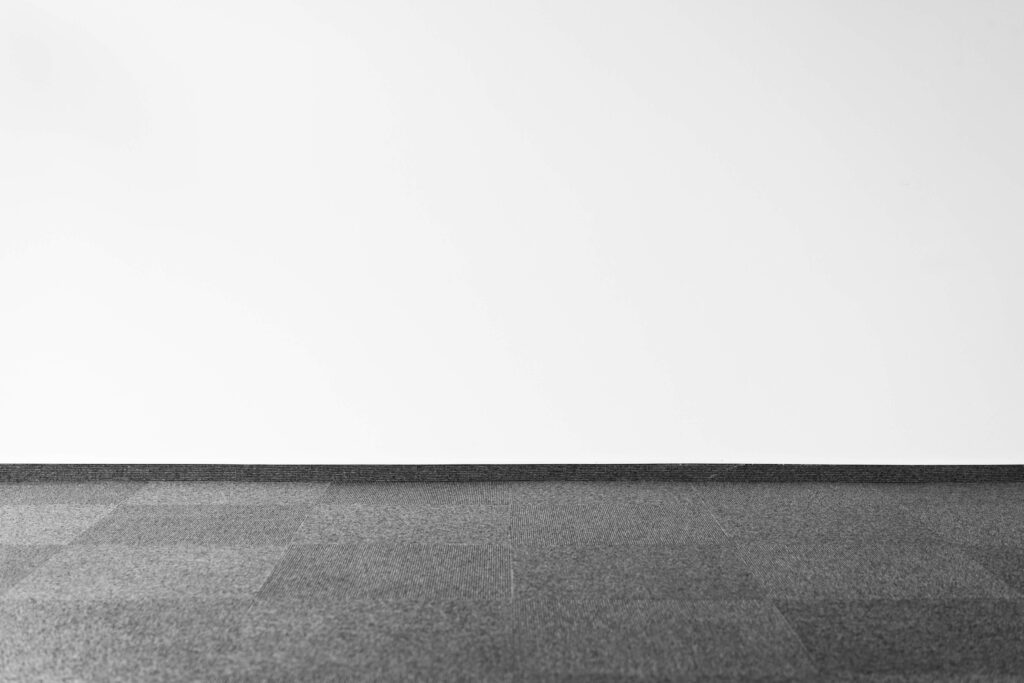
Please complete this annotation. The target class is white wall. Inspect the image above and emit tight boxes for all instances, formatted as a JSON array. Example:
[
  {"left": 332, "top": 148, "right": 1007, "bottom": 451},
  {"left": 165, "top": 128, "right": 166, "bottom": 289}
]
[{"left": 2, "top": 0, "right": 1022, "bottom": 464}]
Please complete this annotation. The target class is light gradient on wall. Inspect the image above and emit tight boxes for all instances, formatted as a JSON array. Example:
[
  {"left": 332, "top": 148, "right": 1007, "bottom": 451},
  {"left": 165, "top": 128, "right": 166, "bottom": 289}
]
[{"left": 2, "top": 0, "right": 1022, "bottom": 463}]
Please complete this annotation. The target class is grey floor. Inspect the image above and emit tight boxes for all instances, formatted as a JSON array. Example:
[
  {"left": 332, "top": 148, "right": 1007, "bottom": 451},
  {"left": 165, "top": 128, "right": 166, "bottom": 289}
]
[{"left": 1, "top": 481, "right": 1023, "bottom": 682}]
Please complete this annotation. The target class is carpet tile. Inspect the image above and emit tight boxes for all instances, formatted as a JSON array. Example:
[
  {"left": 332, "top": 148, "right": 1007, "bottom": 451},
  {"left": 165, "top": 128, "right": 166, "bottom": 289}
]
[
  {"left": 897, "top": 484, "right": 1024, "bottom": 547},
  {"left": 257, "top": 542, "right": 511, "bottom": 603},
  {"left": 5, "top": 546, "right": 285, "bottom": 600},
  {"left": 126, "top": 482, "right": 330, "bottom": 506},
  {"left": 958, "top": 545, "right": 1024, "bottom": 594},
  {"left": 512, "top": 501, "right": 724, "bottom": 546},
  {"left": 699, "top": 484, "right": 944, "bottom": 543},
  {"left": 0, "top": 598, "right": 246, "bottom": 683},
  {"left": 740, "top": 541, "right": 1019, "bottom": 599},
  {"left": 775, "top": 599, "right": 1024, "bottom": 676},
  {"left": 221, "top": 599, "right": 513, "bottom": 682},
  {"left": 72, "top": 505, "right": 309, "bottom": 546},
  {"left": 512, "top": 481, "right": 702, "bottom": 505},
  {"left": 0, "top": 482, "right": 144, "bottom": 505},
  {"left": 514, "top": 543, "right": 764, "bottom": 600},
  {"left": 295, "top": 504, "right": 509, "bottom": 544},
  {"left": 515, "top": 598, "right": 817, "bottom": 679},
  {"left": 0, "top": 505, "right": 114, "bottom": 545},
  {"left": 321, "top": 481, "right": 512, "bottom": 505},
  {"left": 0, "top": 545, "right": 62, "bottom": 597}
]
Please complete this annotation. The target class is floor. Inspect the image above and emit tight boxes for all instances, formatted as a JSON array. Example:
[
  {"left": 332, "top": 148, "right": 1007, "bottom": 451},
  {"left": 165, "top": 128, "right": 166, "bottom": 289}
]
[{"left": 1, "top": 481, "right": 1022, "bottom": 682}]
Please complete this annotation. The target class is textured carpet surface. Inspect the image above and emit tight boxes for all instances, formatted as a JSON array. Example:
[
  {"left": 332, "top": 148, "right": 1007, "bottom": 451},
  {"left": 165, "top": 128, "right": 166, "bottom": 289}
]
[{"left": 0, "top": 481, "right": 1022, "bottom": 681}]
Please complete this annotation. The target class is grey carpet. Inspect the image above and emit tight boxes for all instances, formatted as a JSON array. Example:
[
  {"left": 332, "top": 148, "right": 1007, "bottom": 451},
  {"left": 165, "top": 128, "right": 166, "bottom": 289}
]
[{"left": 0, "top": 481, "right": 1022, "bottom": 681}]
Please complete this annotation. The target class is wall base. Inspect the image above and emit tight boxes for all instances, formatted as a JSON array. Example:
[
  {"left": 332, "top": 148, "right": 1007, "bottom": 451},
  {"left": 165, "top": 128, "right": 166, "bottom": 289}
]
[{"left": 1, "top": 464, "right": 1022, "bottom": 483}]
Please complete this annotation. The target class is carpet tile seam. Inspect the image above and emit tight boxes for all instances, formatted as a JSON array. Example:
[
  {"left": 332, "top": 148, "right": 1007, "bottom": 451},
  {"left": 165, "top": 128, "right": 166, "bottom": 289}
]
[
  {"left": 240, "top": 497, "right": 325, "bottom": 619},
  {"left": 690, "top": 486, "right": 822, "bottom": 676},
  {"left": 692, "top": 484, "right": 735, "bottom": 540}
]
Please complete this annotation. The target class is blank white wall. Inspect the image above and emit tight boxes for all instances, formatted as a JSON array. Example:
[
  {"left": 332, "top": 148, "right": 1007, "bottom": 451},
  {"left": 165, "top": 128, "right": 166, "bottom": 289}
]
[{"left": 2, "top": 0, "right": 1022, "bottom": 464}]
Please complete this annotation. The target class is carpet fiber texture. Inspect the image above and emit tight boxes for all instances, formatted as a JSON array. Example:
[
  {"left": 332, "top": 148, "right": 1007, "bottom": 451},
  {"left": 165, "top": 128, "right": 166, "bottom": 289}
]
[{"left": 0, "top": 480, "right": 1022, "bottom": 681}]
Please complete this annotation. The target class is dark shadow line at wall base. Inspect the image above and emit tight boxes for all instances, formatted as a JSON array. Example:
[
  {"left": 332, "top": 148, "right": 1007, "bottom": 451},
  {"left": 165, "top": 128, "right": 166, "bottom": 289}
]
[{"left": 0, "top": 464, "right": 1022, "bottom": 483}]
